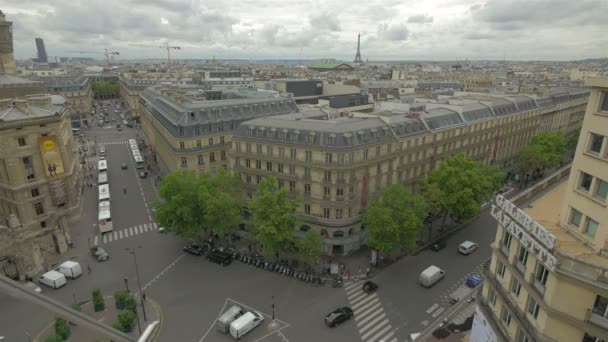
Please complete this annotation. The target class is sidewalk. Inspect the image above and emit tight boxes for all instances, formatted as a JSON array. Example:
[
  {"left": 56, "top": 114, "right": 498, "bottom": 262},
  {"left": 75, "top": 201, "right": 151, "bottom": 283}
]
[{"left": 34, "top": 295, "right": 162, "bottom": 342}]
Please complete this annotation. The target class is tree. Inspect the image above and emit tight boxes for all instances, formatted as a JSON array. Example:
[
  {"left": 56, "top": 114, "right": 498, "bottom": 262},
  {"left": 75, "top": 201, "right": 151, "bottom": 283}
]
[
  {"left": 54, "top": 318, "right": 70, "bottom": 340},
  {"left": 92, "top": 288, "right": 105, "bottom": 312},
  {"left": 363, "top": 184, "right": 427, "bottom": 254},
  {"left": 420, "top": 153, "right": 503, "bottom": 224},
  {"left": 529, "top": 132, "right": 566, "bottom": 167},
  {"left": 153, "top": 171, "right": 209, "bottom": 240},
  {"left": 248, "top": 177, "right": 300, "bottom": 257},
  {"left": 91, "top": 81, "right": 119, "bottom": 97},
  {"left": 113, "top": 310, "right": 136, "bottom": 333},
  {"left": 420, "top": 182, "right": 445, "bottom": 237},
  {"left": 516, "top": 143, "right": 548, "bottom": 177},
  {"left": 297, "top": 230, "right": 324, "bottom": 270},
  {"left": 201, "top": 169, "right": 243, "bottom": 239}
]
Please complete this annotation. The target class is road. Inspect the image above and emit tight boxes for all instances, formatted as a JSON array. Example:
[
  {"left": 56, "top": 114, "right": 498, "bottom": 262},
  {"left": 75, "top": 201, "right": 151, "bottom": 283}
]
[{"left": 0, "top": 96, "right": 556, "bottom": 342}]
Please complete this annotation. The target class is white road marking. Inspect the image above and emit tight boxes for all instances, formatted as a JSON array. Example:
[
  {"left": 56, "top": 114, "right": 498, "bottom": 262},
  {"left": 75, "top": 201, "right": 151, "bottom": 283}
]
[
  {"left": 354, "top": 302, "right": 382, "bottom": 322},
  {"left": 129, "top": 227, "right": 134, "bottom": 235},
  {"left": 344, "top": 281, "right": 358, "bottom": 291},
  {"left": 353, "top": 297, "right": 379, "bottom": 314},
  {"left": 357, "top": 307, "right": 384, "bottom": 327},
  {"left": 153, "top": 222, "right": 158, "bottom": 229},
  {"left": 352, "top": 293, "right": 377, "bottom": 310},
  {"left": 359, "top": 313, "right": 386, "bottom": 334},
  {"left": 432, "top": 307, "right": 446, "bottom": 318},
  {"left": 426, "top": 303, "right": 438, "bottom": 314},
  {"left": 368, "top": 324, "right": 393, "bottom": 342},
  {"left": 346, "top": 285, "right": 361, "bottom": 296},
  {"left": 361, "top": 320, "right": 390, "bottom": 340},
  {"left": 118, "top": 230, "right": 123, "bottom": 239},
  {"left": 94, "top": 236, "right": 99, "bottom": 246},
  {"left": 349, "top": 290, "right": 369, "bottom": 304},
  {"left": 143, "top": 224, "right": 149, "bottom": 232},
  {"left": 421, "top": 320, "right": 429, "bottom": 326},
  {"left": 378, "top": 331, "right": 395, "bottom": 342},
  {"left": 113, "top": 231, "right": 118, "bottom": 240}
]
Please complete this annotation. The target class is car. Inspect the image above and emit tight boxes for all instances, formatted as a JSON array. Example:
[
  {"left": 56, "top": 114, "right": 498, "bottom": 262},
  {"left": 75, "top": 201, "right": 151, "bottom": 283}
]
[
  {"left": 362, "top": 281, "right": 378, "bottom": 294},
  {"left": 158, "top": 226, "right": 166, "bottom": 233},
  {"left": 23, "top": 281, "right": 42, "bottom": 293},
  {"left": 121, "top": 163, "right": 128, "bottom": 170},
  {"left": 116, "top": 124, "right": 122, "bottom": 131},
  {"left": 431, "top": 239, "right": 447, "bottom": 252},
  {"left": 183, "top": 244, "right": 206, "bottom": 256},
  {"left": 90, "top": 246, "right": 109, "bottom": 262},
  {"left": 139, "top": 170, "right": 147, "bottom": 178},
  {"left": 325, "top": 307, "right": 354, "bottom": 327},
  {"left": 458, "top": 240, "right": 478, "bottom": 255},
  {"left": 206, "top": 249, "right": 232, "bottom": 266}
]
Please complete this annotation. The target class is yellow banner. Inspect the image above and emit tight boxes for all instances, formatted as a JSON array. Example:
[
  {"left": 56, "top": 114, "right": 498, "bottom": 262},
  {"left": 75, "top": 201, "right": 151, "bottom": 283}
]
[{"left": 39, "top": 136, "right": 65, "bottom": 179}]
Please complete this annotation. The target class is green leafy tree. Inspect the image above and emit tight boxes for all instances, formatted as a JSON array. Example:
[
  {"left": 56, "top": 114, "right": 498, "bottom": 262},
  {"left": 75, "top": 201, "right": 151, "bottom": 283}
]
[
  {"left": 249, "top": 177, "right": 300, "bottom": 257},
  {"left": 91, "top": 81, "right": 119, "bottom": 97},
  {"left": 45, "top": 335, "right": 63, "bottom": 342},
  {"left": 363, "top": 184, "right": 427, "bottom": 254},
  {"left": 54, "top": 318, "right": 70, "bottom": 340},
  {"left": 297, "top": 229, "right": 324, "bottom": 270},
  {"left": 113, "top": 310, "right": 136, "bottom": 333},
  {"left": 201, "top": 169, "right": 243, "bottom": 239},
  {"left": 530, "top": 132, "right": 566, "bottom": 167},
  {"left": 420, "top": 153, "right": 503, "bottom": 224},
  {"left": 516, "top": 144, "right": 548, "bottom": 177},
  {"left": 92, "top": 288, "right": 105, "bottom": 312},
  {"left": 420, "top": 182, "right": 445, "bottom": 237},
  {"left": 153, "top": 171, "right": 209, "bottom": 240}
]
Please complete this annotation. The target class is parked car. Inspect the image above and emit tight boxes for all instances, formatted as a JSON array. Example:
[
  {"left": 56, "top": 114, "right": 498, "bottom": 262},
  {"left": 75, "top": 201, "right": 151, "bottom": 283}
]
[
  {"left": 91, "top": 246, "right": 109, "bottom": 262},
  {"left": 121, "top": 163, "right": 128, "bottom": 170},
  {"left": 183, "top": 244, "right": 206, "bottom": 256},
  {"left": 430, "top": 239, "right": 446, "bottom": 252},
  {"left": 325, "top": 307, "right": 354, "bottom": 327},
  {"left": 362, "top": 281, "right": 378, "bottom": 294},
  {"left": 206, "top": 249, "right": 232, "bottom": 266},
  {"left": 458, "top": 241, "right": 478, "bottom": 255}
]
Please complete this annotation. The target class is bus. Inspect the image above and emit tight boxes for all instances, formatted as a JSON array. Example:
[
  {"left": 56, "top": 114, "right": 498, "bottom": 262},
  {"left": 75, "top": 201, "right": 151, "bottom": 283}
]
[
  {"left": 130, "top": 143, "right": 138, "bottom": 151},
  {"left": 98, "top": 159, "right": 107, "bottom": 172},
  {"left": 98, "top": 200, "right": 113, "bottom": 233},
  {"left": 99, "top": 145, "right": 106, "bottom": 159},
  {"left": 128, "top": 139, "right": 137, "bottom": 146},
  {"left": 134, "top": 155, "right": 144, "bottom": 169},
  {"left": 132, "top": 150, "right": 141, "bottom": 158},
  {"left": 98, "top": 184, "right": 110, "bottom": 202},
  {"left": 98, "top": 172, "right": 108, "bottom": 185}
]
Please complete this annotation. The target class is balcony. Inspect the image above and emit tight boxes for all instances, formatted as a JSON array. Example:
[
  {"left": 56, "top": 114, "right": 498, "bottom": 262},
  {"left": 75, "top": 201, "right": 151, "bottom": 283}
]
[
  {"left": 586, "top": 309, "right": 608, "bottom": 330},
  {"left": 298, "top": 213, "right": 361, "bottom": 228}
]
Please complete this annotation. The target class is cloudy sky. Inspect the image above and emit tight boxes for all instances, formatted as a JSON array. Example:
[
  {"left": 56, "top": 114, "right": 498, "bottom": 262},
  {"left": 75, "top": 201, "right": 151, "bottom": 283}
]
[{"left": 3, "top": 0, "right": 607, "bottom": 61}]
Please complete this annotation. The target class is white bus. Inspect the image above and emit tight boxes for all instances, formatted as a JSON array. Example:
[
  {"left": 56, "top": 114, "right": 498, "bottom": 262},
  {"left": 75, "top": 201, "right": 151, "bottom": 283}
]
[
  {"left": 130, "top": 143, "right": 138, "bottom": 151},
  {"left": 128, "top": 139, "right": 137, "bottom": 146},
  {"left": 98, "top": 159, "right": 107, "bottom": 172},
  {"left": 98, "top": 172, "right": 108, "bottom": 185},
  {"left": 134, "top": 155, "right": 145, "bottom": 169},
  {"left": 99, "top": 145, "right": 106, "bottom": 159},
  {"left": 132, "top": 149, "right": 141, "bottom": 158},
  {"left": 98, "top": 184, "right": 110, "bottom": 202},
  {"left": 98, "top": 200, "right": 113, "bottom": 233}
]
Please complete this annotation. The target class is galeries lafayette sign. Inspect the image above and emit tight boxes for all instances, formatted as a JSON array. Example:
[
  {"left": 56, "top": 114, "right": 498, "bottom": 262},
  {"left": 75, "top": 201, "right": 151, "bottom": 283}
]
[{"left": 491, "top": 194, "right": 558, "bottom": 271}]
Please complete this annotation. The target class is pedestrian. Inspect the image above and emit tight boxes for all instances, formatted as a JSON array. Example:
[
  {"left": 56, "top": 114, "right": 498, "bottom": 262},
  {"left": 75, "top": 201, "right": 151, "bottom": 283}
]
[
  {"left": 248, "top": 244, "right": 252, "bottom": 253},
  {"left": 142, "top": 292, "right": 147, "bottom": 301},
  {"left": 87, "top": 264, "right": 92, "bottom": 274}
]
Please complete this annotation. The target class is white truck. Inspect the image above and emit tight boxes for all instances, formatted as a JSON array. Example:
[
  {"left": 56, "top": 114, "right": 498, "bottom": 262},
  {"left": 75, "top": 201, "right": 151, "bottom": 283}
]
[
  {"left": 39, "top": 270, "right": 67, "bottom": 289},
  {"left": 57, "top": 261, "right": 82, "bottom": 279}
]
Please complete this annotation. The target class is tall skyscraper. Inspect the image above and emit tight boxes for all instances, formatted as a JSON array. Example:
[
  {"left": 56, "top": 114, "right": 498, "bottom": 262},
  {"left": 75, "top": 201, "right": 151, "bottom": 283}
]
[
  {"left": 0, "top": 10, "right": 17, "bottom": 75},
  {"left": 35, "top": 37, "right": 48, "bottom": 63}
]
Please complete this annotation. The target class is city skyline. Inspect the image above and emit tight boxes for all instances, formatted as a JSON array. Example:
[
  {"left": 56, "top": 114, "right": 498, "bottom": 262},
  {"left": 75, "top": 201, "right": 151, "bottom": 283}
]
[{"left": 3, "top": 0, "right": 607, "bottom": 62}]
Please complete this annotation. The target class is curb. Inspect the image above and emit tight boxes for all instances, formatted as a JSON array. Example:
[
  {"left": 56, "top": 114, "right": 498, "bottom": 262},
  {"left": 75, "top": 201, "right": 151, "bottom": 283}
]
[{"left": 149, "top": 298, "right": 163, "bottom": 342}]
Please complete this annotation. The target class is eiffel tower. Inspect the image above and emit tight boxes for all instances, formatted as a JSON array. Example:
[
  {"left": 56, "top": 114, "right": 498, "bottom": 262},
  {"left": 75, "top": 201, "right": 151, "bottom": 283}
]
[{"left": 354, "top": 33, "right": 363, "bottom": 63}]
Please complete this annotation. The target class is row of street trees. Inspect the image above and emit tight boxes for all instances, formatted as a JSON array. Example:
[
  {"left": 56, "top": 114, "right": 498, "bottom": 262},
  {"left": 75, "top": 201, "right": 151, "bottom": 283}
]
[
  {"left": 515, "top": 132, "right": 567, "bottom": 186},
  {"left": 363, "top": 153, "right": 504, "bottom": 255},
  {"left": 91, "top": 81, "right": 119, "bottom": 98}
]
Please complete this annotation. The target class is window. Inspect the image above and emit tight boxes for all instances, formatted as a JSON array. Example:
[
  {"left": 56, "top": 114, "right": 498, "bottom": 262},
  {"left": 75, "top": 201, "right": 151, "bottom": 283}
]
[
  {"left": 267, "top": 145, "right": 273, "bottom": 156},
  {"left": 256, "top": 144, "right": 262, "bottom": 154},
  {"left": 289, "top": 165, "right": 295, "bottom": 175},
  {"left": 304, "top": 167, "right": 311, "bottom": 178},
  {"left": 278, "top": 179, "right": 284, "bottom": 188},
  {"left": 246, "top": 159, "right": 251, "bottom": 168},
  {"left": 290, "top": 148, "right": 296, "bottom": 160},
  {"left": 336, "top": 188, "right": 344, "bottom": 197},
  {"left": 517, "top": 245, "right": 529, "bottom": 267},
  {"left": 34, "top": 202, "right": 44, "bottom": 216},
  {"left": 496, "top": 261, "right": 506, "bottom": 278},
  {"left": 322, "top": 208, "right": 330, "bottom": 218},
  {"left": 289, "top": 181, "right": 295, "bottom": 192},
  {"left": 31, "top": 188, "right": 40, "bottom": 197},
  {"left": 181, "top": 157, "right": 188, "bottom": 167},
  {"left": 210, "top": 152, "right": 216, "bottom": 163},
  {"left": 501, "top": 308, "right": 512, "bottom": 326},
  {"left": 278, "top": 164, "right": 284, "bottom": 173},
  {"left": 246, "top": 143, "right": 252, "bottom": 153},
  {"left": 589, "top": 133, "right": 604, "bottom": 154},
  {"left": 376, "top": 146, "right": 381, "bottom": 157},
  {"left": 570, "top": 208, "right": 583, "bottom": 227},
  {"left": 208, "top": 138, "right": 214, "bottom": 146},
  {"left": 595, "top": 179, "right": 608, "bottom": 201},
  {"left": 221, "top": 151, "right": 226, "bottom": 161},
  {"left": 503, "top": 231, "right": 513, "bottom": 249},
  {"left": 592, "top": 295, "right": 608, "bottom": 318},
  {"left": 511, "top": 278, "right": 521, "bottom": 297},
  {"left": 305, "top": 150, "right": 312, "bottom": 162},
  {"left": 336, "top": 208, "right": 343, "bottom": 219},
  {"left": 324, "top": 170, "right": 331, "bottom": 182},
  {"left": 527, "top": 298, "right": 540, "bottom": 320},
  {"left": 266, "top": 162, "right": 273, "bottom": 171},
  {"left": 256, "top": 175, "right": 262, "bottom": 184},
  {"left": 197, "top": 140, "right": 202, "bottom": 148},
  {"left": 198, "top": 154, "right": 204, "bottom": 165},
  {"left": 488, "top": 289, "right": 497, "bottom": 307},
  {"left": 580, "top": 172, "right": 593, "bottom": 192},
  {"left": 585, "top": 217, "right": 599, "bottom": 238},
  {"left": 324, "top": 186, "right": 331, "bottom": 197},
  {"left": 363, "top": 149, "right": 369, "bottom": 160},
  {"left": 246, "top": 175, "right": 252, "bottom": 184},
  {"left": 23, "top": 157, "right": 35, "bottom": 180},
  {"left": 304, "top": 184, "right": 311, "bottom": 196},
  {"left": 235, "top": 157, "right": 240, "bottom": 167},
  {"left": 304, "top": 204, "right": 311, "bottom": 215},
  {"left": 220, "top": 136, "right": 225, "bottom": 144},
  {"left": 601, "top": 92, "right": 608, "bottom": 112},
  {"left": 348, "top": 207, "right": 352, "bottom": 218},
  {"left": 256, "top": 160, "right": 262, "bottom": 169},
  {"left": 279, "top": 147, "right": 285, "bottom": 158},
  {"left": 18, "top": 137, "right": 26, "bottom": 146},
  {"left": 180, "top": 141, "right": 185, "bottom": 150},
  {"left": 535, "top": 262, "right": 549, "bottom": 287},
  {"left": 325, "top": 153, "right": 332, "bottom": 164}
]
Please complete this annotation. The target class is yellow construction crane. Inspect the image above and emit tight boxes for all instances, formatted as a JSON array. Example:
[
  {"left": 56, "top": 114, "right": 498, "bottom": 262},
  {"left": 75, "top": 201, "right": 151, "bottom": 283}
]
[
  {"left": 129, "top": 42, "right": 181, "bottom": 64},
  {"left": 72, "top": 49, "right": 120, "bottom": 67}
]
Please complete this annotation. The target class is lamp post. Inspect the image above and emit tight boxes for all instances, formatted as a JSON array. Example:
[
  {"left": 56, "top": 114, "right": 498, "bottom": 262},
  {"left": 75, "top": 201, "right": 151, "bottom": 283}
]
[
  {"left": 268, "top": 296, "right": 279, "bottom": 330},
  {"left": 124, "top": 276, "right": 130, "bottom": 292},
  {"left": 126, "top": 247, "right": 147, "bottom": 321}
]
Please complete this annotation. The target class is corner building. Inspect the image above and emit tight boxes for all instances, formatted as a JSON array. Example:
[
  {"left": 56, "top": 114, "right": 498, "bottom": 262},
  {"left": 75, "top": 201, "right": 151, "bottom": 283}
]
[
  {"left": 231, "top": 90, "right": 589, "bottom": 255},
  {"left": 479, "top": 77, "right": 608, "bottom": 342}
]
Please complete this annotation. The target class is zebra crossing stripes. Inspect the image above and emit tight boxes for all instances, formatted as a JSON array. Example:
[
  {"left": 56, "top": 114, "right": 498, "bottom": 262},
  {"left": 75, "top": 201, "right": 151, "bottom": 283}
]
[
  {"left": 344, "top": 281, "right": 396, "bottom": 342},
  {"left": 100, "top": 141, "right": 129, "bottom": 145},
  {"left": 101, "top": 223, "right": 158, "bottom": 244}
]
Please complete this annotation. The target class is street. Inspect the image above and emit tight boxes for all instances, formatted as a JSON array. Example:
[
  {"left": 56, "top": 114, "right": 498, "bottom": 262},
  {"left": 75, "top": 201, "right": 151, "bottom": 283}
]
[{"left": 0, "top": 97, "right": 541, "bottom": 342}]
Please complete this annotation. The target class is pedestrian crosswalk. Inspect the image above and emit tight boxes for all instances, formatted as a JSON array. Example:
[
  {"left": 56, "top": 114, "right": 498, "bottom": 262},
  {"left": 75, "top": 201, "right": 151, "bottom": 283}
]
[
  {"left": 95, "top": 222, "right": 159, "bottom": 245},
  {"left": 100, "top": 141, "right": 129, "bottom": 145},
  {"left": 344, "top": 281, "right": 398, "bottom": 342}
]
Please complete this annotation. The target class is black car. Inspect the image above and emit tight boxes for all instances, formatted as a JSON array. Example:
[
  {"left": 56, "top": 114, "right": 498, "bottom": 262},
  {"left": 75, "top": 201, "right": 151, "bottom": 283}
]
[
  {"left": 325, "top": 307, "right": 354, "bottom": 327},
  {"left": 362, "top": 281, "right": 378, "bottom": 294},
  {"left": 431, "top": 239, "right": 447, "bottom": 252},
  {"left": 183, "top": 244, "right": 206, "bottom": 256},
  {"left": 206, "top": 249, "right": 232, "bottom": 266}
]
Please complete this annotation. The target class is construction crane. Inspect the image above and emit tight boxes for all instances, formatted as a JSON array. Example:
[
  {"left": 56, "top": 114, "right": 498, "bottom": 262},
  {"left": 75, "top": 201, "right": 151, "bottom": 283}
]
[
  {"left": 129, "top": 42, "right": 181, "bottom": 64},
  {"left": 72, "top": 48, "right": 120, "bottom": 67}
]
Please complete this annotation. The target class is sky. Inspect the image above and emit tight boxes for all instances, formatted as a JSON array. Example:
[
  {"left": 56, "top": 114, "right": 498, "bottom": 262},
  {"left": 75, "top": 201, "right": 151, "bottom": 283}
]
[{"left": 3, "top": 0, "right": 608, "bottom": 62}]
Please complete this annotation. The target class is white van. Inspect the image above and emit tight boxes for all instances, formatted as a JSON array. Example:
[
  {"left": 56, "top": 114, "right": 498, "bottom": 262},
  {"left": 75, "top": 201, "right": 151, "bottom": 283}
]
[
  {"left": 39, "top": 270, "right": 67, "bottom": 289},
  {"left": 57, "top": 261, "right": 82, "bottom": 279},
  {"left": 419, "top": 265, "right": 445, "bottom": 288},
  {"left": 229, "top": 311, "right": 264, "bottom": 340},
  {"left": 217, "top": 305, "right": 244, "bottom": 333}
]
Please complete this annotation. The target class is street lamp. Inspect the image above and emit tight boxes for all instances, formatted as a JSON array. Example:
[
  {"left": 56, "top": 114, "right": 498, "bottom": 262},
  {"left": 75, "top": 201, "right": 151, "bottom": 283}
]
[
  {"left": 268, "top": 296, "right": 278, "bottom": 330},
  {"left": 125, "top": 247, "right": 147, "bottom": 321}
]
